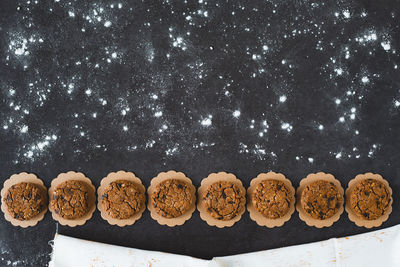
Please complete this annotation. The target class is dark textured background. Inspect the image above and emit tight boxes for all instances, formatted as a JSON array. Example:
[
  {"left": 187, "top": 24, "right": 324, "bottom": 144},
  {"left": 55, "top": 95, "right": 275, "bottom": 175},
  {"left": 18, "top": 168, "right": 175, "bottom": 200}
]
[{"left": 0, "top": 0, "right": 400, "bottom": 266}]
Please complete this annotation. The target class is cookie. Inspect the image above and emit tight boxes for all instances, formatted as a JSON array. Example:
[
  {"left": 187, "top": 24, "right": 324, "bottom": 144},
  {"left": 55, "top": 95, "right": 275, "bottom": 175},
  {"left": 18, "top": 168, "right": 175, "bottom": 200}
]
[
  {"left": 50, "top": 180, "right": 90, "bottom": 220},
  {"left": 4, "top": 182, "right": 47, "bottom": 221},
  {"left": 296, "top": 172, "right": 344, "bottom": 228},
  {"left": 252, "top": 179, "right": 293, "bottom": 219},
  {"left": 345, "top": 173, "right": 393, "bottom": 228},
  {"left": 148, "top": 171, "right": 196, "bottom": 226},
  {"left": 247, "top": 172, "right": 295, "bottom": 228},
  {"left": 202, "top": 181, "right": 246, "bottom": 221},
  {"left": 98, "top": 171, "right": 146, "bottom": 226},
  {"left": 349, "top": 179, "right": 390, "bottom": 220},
  {"left": 198, "top": 172, "right": 246, "bottom": 227},
  {"left": 151, "top": 179, "right": 193, "bottom": 218},
  {"left": 301, "top": 180, "right": 343, "bottom": 220},
  {"left": 1, "top": 173, "right": 48, "bottom": 227},
  {"left": 101, "top": 179, "right": 146, "bottom": 220}
]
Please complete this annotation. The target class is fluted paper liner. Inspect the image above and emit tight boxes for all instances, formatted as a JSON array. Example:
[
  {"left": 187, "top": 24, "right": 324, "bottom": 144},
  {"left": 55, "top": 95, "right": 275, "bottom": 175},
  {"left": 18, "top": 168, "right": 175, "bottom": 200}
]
[
  {"left": 97, "top": 171, "right": 146, "bottom": 227},
  {"left": 197, "top": 172, "right": 246, "bottom": 228},
  {"left": 296, "top": 172, "right": 344, "bottom": 228},
  {"left": 247, "top": 172, "right": 295, "bottom": 228},
  {"left": 48, "top": 171, "right": 96, "bottom": 227},
  {"left": 147, "top": 170, "right": 196, "bottom": 227},
  {"left": 1, "top": 172, "right": 47, "bottom": 228},
  {"left": 345, "top": 173, "right": 392, "bottom": 228}
]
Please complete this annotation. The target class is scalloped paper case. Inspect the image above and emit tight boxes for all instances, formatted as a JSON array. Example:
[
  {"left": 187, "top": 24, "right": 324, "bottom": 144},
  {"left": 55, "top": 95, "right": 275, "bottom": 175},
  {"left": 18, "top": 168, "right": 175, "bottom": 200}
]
[
  {"left": 48, "top": 171, "right": 96, "bottom": 227},
  {"left": 197, "top": 172, "right": 246, "bottom": 228},
  {"left": 345, "top": 172, "right": 393, "bottom": 228},
  {"left": 1, "top": 172, "right": 47, "bottom": 228},
  {"left": 296, "top": 172, "right": 344, "bottom": 228},
  {"left": 97, "top": 171, "right": 146, "bottom": 227},
  {"left": 147, "top": 170, "right": 196, "bottom": 227},
  {"left": 247, "top": 172, "right": 295, "bottom": 228}
]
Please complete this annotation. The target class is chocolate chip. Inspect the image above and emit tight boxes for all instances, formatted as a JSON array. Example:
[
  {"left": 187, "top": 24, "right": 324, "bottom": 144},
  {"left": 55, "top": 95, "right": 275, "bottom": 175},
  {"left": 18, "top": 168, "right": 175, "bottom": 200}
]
[
  {"left": 319, "top": 211, "right": 325, "bottom": 219},
  {"left": 221, "top": 191, "right": 226, "bottom": 198}
]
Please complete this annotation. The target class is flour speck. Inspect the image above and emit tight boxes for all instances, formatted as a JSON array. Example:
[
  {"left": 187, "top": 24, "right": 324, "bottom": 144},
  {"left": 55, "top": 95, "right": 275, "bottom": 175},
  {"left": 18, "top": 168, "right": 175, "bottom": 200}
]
[
  {"left": 279, "top": 95, "right": 287, "bottom": 103},
  {"left": 200, "top": 116, "right": 212, "bottom": 127},
  {"left": 381, "top": 41, "right": 391, "bottom": 51},
  {"left": 232, "top": 110, "right": 241, "bottom": 118}
]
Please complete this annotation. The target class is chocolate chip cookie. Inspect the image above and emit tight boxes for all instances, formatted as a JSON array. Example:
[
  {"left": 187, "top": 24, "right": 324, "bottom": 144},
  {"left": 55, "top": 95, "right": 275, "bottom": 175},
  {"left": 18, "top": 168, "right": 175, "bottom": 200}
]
[
  {"left": 3, "top": 182, "right": 47, "bottom": 220},
  {"left": 203, "top": 181, "right": 245, "bottom": 221},
  {"left": 301, "top": 180, "right": 343, "bottom": 220},
  {"left": 50, "top": 180, "right": 90, "bottom": 219},
  {"left": 101, "top": 180, "right": 145, "bottom": 219},
  {"left": 349, "top": 179, "right": 391, "bottom": 220},
  {"left": 252, "top": 179, "right": 293, "bottom": 219},
  {"left": 151, "top": 179, "right": 193, "bottom": 218}
]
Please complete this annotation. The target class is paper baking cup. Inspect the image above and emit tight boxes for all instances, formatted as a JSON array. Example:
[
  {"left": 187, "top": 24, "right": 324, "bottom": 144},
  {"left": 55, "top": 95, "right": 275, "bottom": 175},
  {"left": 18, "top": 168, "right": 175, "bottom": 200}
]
[
  {"left": 247, "top": 172, "right": 295, "bottom": 228},
  {"left": 345, "top": 173, "right": 392, "bottom": 228},
  {"left": 48, "top": 171, "right": 96, "bottom": 227},
  {"left": 296, "top": 172, "right": 344, "bottom": 228},
  {"left": 147, "top": 170, "right": 196, "bottom": 227},
  {"left": 97, "top": 171, "right": 146, "bottom": 227},
  {"left": 197, "top": 172, "right": 246, "bottom": 228},
  {"left": 1, "top": 172, "right": 47, "bottom": 228}
]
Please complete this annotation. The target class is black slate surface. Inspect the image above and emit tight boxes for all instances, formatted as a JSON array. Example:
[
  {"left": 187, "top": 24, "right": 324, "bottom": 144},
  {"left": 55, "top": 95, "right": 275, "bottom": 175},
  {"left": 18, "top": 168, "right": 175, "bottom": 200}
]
[{"left": 0, "top": 0, "right": 400, "bottom": 266}]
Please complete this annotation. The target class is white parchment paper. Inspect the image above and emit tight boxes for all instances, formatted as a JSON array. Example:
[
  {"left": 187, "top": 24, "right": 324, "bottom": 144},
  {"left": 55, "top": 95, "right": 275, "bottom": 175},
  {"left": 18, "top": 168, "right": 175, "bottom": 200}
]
[{"left": 49, "top": 224, "right": 400, "bottom": 267}]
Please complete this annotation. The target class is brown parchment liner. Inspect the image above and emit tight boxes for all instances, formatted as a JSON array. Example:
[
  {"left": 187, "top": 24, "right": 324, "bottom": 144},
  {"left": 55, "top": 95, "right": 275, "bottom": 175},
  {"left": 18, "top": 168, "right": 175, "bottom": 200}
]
[
  {"left": 1, "top": 172, "right": 48, "bottom": 228},
  {"left": 97, "top": 171, "right": 146, "bottom": 227},
  {"left": 296, "top": 172, "right": 344, "bottom": 228},
  {"left": 147, "top": 170, "right": 196, "bottom": 227},
  {"left": 48, "top": 171, "right": 96, "bottom": 227},
  {"left": 197, "top": 172, "right": 246, "bottom": 228},
  {"left": 247, "top": 172, "right": 295, "bottom": 228},
  {"left": 345, "top": 173, "right": 393, "bottom": 228}
]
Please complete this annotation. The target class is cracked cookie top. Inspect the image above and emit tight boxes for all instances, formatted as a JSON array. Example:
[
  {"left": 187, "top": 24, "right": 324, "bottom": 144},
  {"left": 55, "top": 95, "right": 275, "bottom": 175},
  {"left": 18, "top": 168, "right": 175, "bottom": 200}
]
[
  {"left": 203, "top": 181, "right": 245, "bottom": 221},
  {"left": 151, "top": 179, "right": 193, "bottom": 218},
  {"left": 50, "top": 180, "right": 90, "bottom": 219},
  {"left": 252, "top": 179, "right": 293, "bottom": 219},
  {"left": 349, "top": 179, "right": 391, "bottom": 220},
  {"left": 4, "top": 182, "right": 47, "bottom": 221},
  {"left": 101, "top": 180, "right": 145, "bottom": 220},
  {"left": 301, "top": 180, "right": 343, "bottom": 220}
]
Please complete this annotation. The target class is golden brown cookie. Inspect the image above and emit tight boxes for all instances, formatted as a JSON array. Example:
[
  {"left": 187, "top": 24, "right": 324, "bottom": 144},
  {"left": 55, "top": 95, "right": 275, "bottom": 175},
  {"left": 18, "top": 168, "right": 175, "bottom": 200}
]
[
  {"left": 252, "top": 179, "right": 293, "bottom": 219},
  {"left": 101, "top": 179, "right": 145, "bottom": 220},
  {"left": 349, "top": 179, "right": 391, "bottom": 220},
  {"left": 4, "top": 182, "right": 47, "bottom": 221},
  {"left": 151, "top": 179, "right": 194, "bottom": 218},
  {"left": 50, "top": 180, "right": 90, "bottom": 219},
  {"left": 301, "top": 180, "right": 343, "bottom": 220},
  {"left": 202, "top": 181, "right": 246, "bottom": 221}
]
